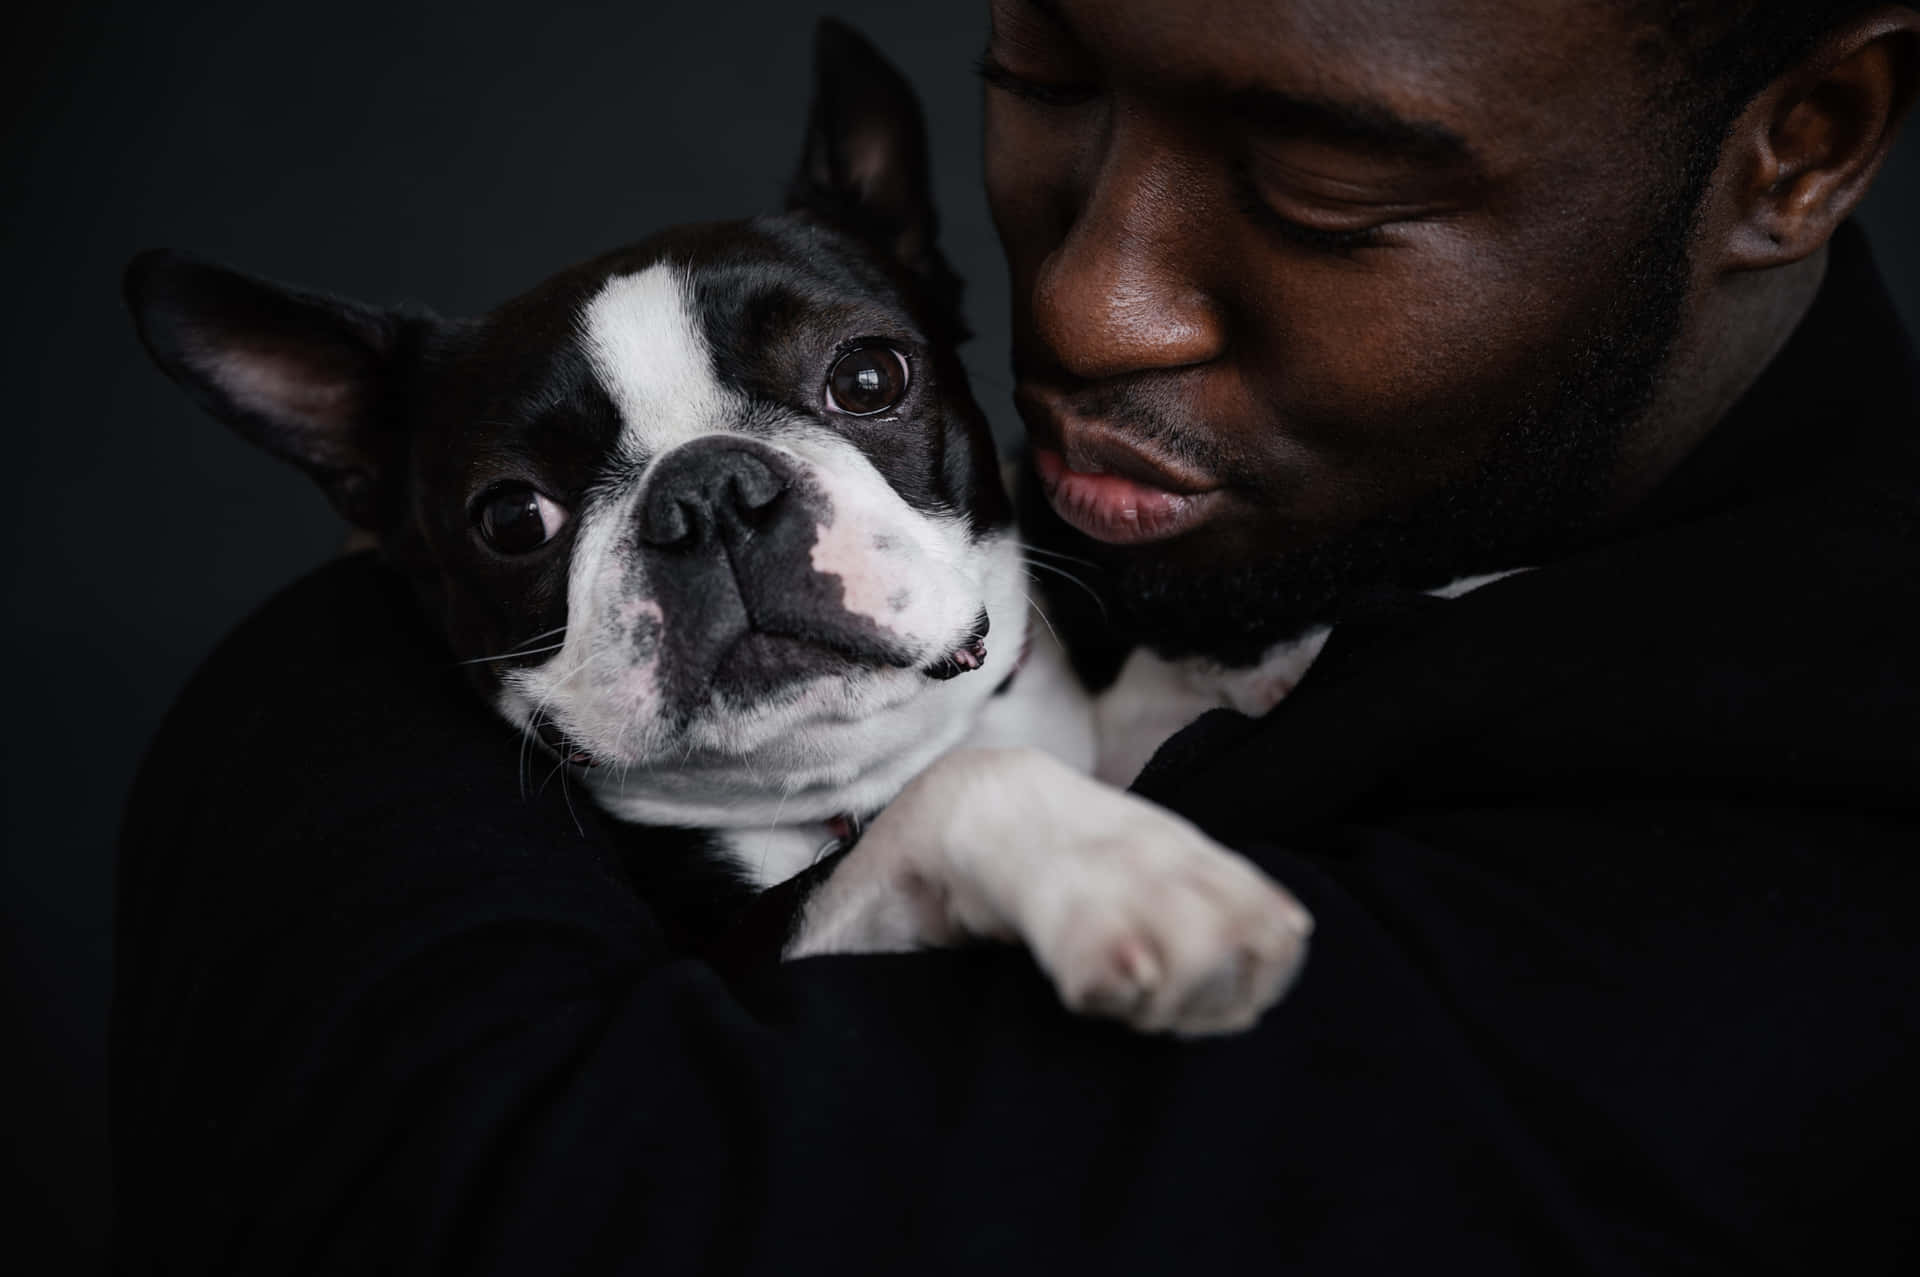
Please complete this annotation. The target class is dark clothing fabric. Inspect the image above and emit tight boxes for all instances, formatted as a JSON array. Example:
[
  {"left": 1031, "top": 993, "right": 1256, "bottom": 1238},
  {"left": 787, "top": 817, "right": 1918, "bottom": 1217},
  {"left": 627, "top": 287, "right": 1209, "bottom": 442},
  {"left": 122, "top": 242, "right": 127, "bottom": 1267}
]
[{"left": 115, "top": 225, "right": 1920, "bottom": 1275}]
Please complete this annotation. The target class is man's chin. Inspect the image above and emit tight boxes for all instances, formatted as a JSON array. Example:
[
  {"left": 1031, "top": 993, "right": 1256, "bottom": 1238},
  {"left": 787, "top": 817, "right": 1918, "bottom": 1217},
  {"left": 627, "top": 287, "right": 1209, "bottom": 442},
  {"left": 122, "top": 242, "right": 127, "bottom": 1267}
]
[{"left": 1016, "top": 475, "right": 1353, "bottom": 669}]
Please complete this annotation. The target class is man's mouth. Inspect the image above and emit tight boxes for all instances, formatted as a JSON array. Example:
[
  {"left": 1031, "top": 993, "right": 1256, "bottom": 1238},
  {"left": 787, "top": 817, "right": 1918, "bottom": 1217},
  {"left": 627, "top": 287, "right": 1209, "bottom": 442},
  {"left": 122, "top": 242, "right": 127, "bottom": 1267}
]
[{"left": 1029, "top": 428, "right": 1225, "bottom": 546}]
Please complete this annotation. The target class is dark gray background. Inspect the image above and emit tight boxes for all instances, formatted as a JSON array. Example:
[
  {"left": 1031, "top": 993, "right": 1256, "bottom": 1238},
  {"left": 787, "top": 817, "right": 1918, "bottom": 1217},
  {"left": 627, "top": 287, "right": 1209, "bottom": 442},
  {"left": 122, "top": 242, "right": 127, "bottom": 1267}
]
[{"left": 4, "top": 2, "right": 1915, "bottom": 1265}]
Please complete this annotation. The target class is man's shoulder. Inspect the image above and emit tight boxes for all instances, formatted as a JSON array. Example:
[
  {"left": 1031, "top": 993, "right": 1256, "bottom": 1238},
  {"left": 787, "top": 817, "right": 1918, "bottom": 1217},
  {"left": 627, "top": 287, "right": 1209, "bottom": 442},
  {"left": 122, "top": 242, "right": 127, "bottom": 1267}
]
[{"left": 120, "top": 550, "right": 640, "bottom": 935}]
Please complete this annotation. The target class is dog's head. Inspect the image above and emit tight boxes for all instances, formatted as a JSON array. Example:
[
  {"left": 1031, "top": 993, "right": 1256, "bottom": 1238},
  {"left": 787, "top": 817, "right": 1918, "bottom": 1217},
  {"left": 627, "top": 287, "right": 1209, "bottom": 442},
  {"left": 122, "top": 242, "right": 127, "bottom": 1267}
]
[{"left": 126, "top": 21, "right": 1024, "bottom": 828}]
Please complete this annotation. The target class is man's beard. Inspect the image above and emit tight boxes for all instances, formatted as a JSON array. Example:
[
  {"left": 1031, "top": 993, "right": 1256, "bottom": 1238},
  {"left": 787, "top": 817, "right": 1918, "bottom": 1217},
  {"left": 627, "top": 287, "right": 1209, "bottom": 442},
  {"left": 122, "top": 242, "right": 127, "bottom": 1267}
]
[{"left": 1021, "top": 199, "right": 1699, "bottom": 672}]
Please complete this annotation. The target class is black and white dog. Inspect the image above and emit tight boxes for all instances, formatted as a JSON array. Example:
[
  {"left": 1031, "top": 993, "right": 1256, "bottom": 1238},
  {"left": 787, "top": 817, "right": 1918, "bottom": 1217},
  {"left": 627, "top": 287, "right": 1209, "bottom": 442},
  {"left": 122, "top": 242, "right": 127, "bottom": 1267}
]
[{"left": 125, "top": 21, "right": 1312, "bottom": 1035}]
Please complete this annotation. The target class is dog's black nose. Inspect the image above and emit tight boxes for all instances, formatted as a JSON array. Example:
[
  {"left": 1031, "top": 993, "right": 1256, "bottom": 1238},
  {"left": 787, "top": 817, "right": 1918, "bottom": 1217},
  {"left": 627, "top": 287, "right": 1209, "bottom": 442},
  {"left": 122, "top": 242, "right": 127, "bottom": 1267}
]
[{"left": 638, "top": 438, "right": 790, "bottom": 549}]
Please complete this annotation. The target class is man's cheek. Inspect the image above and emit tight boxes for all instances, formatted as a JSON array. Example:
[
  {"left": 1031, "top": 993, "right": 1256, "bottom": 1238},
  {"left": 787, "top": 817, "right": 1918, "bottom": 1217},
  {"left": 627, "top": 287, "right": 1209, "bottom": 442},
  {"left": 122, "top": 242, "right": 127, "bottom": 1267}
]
[{"left": 1252, "top": 235, "right": 1587, "bottom": 454}]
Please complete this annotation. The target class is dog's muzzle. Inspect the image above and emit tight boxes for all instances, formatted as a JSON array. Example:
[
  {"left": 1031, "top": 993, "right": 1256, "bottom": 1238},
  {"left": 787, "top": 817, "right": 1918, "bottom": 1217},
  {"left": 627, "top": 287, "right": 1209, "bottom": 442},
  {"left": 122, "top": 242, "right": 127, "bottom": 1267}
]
[{"left": 635, "top": 437, "right": 917, "bottom": 703}]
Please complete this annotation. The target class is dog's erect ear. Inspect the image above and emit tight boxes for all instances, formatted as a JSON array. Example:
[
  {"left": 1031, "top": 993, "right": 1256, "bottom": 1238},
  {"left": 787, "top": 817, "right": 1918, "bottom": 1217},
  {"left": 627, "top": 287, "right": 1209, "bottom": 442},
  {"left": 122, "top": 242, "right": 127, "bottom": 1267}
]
[
  {"left": 789, "top": 18, "right": 965, "bottom": 337},
  {"left": 123, "top": 250, "right": 421, "bottom": 530}
]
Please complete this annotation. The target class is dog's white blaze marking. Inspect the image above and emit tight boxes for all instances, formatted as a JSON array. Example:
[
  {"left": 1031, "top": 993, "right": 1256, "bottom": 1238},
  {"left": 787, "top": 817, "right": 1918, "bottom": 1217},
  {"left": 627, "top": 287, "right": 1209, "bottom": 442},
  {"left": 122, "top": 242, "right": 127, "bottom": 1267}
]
[{"left": 581, "top": 264, "right": 734, "bottom": 464}]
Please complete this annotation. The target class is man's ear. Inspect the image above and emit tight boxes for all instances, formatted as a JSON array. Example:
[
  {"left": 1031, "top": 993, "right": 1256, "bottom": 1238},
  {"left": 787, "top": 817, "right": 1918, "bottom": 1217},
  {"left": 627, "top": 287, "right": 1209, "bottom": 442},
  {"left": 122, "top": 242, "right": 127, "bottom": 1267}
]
[
  {"left": 123, "top": 250, "right": 422, "bottom": 530},
  {"left": 787, "top": 17, "right": 966, "bottom": 337},
  {"left": 1717, "top": 8, "right": 1920, "bottom": 269}
]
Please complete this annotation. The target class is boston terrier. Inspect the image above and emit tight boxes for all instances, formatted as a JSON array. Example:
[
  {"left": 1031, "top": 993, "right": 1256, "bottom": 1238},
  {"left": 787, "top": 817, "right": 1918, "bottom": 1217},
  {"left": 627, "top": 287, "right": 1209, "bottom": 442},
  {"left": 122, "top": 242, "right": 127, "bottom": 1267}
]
[{"left": 124, "top": 20, "right": 1313, "bottom": 1036}]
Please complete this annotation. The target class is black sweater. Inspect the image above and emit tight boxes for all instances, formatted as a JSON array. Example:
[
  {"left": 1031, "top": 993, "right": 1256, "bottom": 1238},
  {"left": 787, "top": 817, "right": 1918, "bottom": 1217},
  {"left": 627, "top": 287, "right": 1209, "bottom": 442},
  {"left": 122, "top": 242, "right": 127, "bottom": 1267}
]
[{"left": 115, "top": 225, "right": 1920, "bottom": 1274}]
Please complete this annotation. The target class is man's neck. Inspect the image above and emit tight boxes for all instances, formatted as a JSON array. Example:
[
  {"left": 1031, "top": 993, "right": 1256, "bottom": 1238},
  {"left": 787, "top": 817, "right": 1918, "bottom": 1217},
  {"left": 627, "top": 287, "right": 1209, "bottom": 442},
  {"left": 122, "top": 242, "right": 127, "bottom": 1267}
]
[{"left": 1608, "top": 245, "right": 1829, "bottom": 520}]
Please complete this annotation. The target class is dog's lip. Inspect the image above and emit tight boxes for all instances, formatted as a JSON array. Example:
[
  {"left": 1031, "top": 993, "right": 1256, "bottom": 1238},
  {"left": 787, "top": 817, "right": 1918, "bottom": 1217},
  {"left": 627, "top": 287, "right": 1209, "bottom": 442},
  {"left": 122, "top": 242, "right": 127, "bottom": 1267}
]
[
  {"left": 719, "top": 626, "right": 909, "bottom": 676},
  {"left": 924, "top": 609, "right": 991, "bottom": 680},
  {"left": 534, "top": 716, "right": 595, "bottom": 767}
]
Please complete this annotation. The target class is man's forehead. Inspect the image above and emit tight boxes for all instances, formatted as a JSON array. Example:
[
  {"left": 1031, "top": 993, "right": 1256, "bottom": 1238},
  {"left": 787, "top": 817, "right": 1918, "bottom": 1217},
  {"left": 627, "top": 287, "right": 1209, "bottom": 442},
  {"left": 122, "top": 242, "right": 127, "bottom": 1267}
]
[{"left": 996, "top": 0, "right": 1647, "bottom": 161}]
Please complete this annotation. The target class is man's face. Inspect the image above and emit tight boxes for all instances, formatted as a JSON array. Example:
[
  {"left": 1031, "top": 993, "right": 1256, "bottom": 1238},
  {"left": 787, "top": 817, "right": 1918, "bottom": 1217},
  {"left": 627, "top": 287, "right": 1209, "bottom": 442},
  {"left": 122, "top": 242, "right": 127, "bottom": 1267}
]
[{"left": 984, "top": 0, "right": 1704, "bottom": 660}]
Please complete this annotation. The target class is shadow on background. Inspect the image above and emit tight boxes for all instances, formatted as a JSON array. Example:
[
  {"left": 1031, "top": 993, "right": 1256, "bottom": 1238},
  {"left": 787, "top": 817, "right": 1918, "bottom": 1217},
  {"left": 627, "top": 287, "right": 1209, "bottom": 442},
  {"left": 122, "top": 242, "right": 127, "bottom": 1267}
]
[{"left": 3, "top": 1, "right": 1916, "bottom": 1266}]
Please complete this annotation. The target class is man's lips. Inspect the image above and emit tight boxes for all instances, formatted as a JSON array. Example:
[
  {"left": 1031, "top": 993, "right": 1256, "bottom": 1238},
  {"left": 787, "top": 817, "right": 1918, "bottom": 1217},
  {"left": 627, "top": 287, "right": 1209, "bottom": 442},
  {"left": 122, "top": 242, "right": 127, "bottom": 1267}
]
[{"left": 1029, "top": 426, "right": 1226, "bottom": 546}]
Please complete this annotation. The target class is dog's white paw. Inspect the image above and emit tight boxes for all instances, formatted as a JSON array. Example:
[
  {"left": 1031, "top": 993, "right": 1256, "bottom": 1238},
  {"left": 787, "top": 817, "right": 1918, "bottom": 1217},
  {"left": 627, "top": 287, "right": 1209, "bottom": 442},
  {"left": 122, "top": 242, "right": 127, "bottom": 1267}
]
[
  {"left": 1020, "top": 812, "right": 1313, "bottom": 1037},
  {"left": 793, "top": 747, "right": 1314, "bottom": 1036}
]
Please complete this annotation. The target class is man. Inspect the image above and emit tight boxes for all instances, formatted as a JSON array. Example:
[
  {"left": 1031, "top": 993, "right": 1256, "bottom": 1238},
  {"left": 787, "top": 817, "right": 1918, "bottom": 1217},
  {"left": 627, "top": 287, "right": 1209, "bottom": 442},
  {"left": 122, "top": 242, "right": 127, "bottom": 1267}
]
[{"left": 115, "top": 2, "right": 1919, "bottom": 1273}]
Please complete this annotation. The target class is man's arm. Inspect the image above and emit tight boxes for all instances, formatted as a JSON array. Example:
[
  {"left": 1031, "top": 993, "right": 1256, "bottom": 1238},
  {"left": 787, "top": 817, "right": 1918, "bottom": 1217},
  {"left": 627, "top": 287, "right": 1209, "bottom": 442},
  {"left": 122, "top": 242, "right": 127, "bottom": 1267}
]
[
  {"left": 110, "top": 557, "right": 1564, "bottom": 1275},
  {"left": 113, "top": 553, "right": 1920, "bottom": 1274}
]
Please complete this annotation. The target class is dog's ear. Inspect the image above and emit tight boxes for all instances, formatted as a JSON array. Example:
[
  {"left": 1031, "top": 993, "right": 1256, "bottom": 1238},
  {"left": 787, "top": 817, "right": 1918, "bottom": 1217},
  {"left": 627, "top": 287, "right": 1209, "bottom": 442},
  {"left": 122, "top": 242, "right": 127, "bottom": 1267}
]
[
  {"left": 789, "top": 18, "right": 966, "bottom": 338},
  {"left": 123, "top": 250, "right": 423, "bottom": 530}
]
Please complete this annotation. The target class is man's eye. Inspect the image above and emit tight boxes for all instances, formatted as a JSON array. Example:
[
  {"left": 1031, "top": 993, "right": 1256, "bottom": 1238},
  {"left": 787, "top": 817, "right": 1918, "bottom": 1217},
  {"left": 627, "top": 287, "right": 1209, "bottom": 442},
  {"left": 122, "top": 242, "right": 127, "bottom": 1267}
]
[
  {"left": 1228, "top": 160, "right": 1392, "bottom": 256},
  {"left": 473, "top": 483, "right": 568, "bottom": 555},
  {"left": 974, "top": 54, "right": 1097, "bottom": 108},
  {"left": 826, "top": 346, "right": 910, "bottom": 416}
]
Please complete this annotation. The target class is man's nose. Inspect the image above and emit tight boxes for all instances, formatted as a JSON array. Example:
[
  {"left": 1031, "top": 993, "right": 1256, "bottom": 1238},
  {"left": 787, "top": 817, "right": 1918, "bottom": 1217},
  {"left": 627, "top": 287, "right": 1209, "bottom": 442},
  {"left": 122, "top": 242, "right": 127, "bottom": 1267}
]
[{"left": 1029, "top": 141, "right": 1227, "bottom": 381}]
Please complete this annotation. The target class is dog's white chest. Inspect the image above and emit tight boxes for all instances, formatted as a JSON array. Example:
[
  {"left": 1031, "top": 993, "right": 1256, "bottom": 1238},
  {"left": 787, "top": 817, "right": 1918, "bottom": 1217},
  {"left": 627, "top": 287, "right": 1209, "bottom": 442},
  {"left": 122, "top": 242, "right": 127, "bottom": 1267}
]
[{"left": 713, "top": 825, "right": 843, "bottom": 889}]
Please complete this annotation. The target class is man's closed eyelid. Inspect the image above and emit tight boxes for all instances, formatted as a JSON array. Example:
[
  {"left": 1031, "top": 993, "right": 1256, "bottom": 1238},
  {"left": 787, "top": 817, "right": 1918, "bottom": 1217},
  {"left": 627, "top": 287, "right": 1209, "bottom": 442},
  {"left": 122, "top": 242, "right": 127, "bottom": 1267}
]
[{"left": 975, "top": 54, "right": 1098, "bottom": 106}]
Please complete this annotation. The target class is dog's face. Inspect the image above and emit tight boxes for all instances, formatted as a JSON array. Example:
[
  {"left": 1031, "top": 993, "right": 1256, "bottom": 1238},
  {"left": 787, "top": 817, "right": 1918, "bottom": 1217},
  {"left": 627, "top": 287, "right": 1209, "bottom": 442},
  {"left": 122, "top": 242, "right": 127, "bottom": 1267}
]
[
  {"left": 439, "top": 218, "right": 1021, "bottom": 827},
  {"left": 126, "top": 22, "right": 1023, "bottom": 828}
]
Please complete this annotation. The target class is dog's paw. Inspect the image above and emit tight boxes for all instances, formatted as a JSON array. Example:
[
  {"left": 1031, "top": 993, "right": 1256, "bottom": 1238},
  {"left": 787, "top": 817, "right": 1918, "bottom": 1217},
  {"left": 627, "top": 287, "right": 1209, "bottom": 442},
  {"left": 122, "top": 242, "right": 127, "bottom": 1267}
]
[
  {"left": 797, "top": 746, "right": 1314, "bottom": 1035},
  {"left": 1022, "top": 813, "right": 1313, "bottom": 1037}
]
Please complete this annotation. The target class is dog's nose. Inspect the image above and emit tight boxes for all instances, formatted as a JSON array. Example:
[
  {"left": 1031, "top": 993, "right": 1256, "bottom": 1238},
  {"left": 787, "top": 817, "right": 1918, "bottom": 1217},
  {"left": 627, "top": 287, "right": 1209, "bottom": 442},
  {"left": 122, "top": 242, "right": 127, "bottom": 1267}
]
[{"left": 638, "top": 438, "right": 790, "bottom": 549}]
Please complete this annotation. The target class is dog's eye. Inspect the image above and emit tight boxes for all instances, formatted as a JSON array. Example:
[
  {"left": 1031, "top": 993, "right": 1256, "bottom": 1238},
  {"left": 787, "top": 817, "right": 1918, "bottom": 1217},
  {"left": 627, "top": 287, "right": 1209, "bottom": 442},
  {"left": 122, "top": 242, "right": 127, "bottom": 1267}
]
[
  {"left": 826, "top": 346, "right": 908, "bottom": 416},
  {"left": 474, "top": 483, "right": 568, "bottom": 555}
]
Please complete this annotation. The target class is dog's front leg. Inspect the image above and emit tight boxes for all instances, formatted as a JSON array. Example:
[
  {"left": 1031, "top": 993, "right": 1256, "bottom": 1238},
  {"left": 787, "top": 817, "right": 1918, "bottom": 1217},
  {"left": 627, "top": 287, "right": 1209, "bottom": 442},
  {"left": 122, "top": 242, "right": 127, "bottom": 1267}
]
[{"left": 789, "top": 747, "right": 1314, "bottom": 1036}]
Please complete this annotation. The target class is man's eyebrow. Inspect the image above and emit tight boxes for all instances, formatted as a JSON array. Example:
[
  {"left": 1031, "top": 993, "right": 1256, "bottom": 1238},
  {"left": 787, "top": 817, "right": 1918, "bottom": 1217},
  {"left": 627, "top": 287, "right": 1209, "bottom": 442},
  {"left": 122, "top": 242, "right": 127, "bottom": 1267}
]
[{"left": 1220, "top": 86, "right": 1476, "bottom": 167}]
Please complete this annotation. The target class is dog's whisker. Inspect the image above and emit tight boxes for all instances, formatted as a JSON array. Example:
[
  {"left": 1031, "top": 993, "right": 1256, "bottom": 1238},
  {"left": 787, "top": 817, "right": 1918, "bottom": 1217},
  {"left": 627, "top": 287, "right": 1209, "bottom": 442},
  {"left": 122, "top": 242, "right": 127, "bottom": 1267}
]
[
  {"left": 1019, "top": 543, "right": 1097, "bottom": 569},
  {"left": 463, "top": 624, "right": 571, "bottom": 664},
  {"left": 1021, "top": 557, "right": 1109, "bottom": 618},
  {"left": 1021, "top": 556, "right": 1098, "bottom": 594},
  {"left": 768, "top": 776, "right": 797, "bottom": 840},
  {"left": 457, "top": 640, "right": 567, "bottom": 667},
  {"left": 518, "top": 717, "right": 536, "bottom": 802},
  {"left": 558, "top": 757, "right": 584, "bottom": 836},
  {"left": 1023, "top": 591, "right": 1063, "bottom": 647},
  {"left": 507, "top": 643, "right": 600, "bottom": 800}
]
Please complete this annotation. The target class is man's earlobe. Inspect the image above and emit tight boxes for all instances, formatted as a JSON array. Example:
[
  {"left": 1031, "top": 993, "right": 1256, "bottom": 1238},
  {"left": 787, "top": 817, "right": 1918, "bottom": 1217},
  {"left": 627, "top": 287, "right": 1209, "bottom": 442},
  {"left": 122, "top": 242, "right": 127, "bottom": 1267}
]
[
  {"left": 787, "top": 18, "right": 966, "bottom": 336},
  {"left": 1721, "top": 10, "right": 1920, "bottom": 270},
  {"left": 123, "top": 250, "right": 420, "bottom": 530}
]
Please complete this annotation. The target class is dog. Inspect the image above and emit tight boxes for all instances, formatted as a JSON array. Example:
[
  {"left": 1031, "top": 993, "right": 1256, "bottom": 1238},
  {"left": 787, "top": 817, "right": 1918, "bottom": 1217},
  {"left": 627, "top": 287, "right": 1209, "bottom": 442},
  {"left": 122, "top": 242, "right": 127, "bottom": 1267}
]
[{"left": 124, "top": 20, "right": 1314, "bottom": 1036}]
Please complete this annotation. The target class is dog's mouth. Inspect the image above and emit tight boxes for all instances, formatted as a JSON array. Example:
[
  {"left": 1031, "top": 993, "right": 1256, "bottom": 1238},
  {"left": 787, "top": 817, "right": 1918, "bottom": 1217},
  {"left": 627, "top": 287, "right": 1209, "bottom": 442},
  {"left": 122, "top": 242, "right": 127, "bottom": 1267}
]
[
  {"left": 534, "top": 715, "right": 596, "bottom": 768},
  {"left": 709, "top": 627, "right": 897, "bottom": 699},
  {"left": 704, "top": 608, "right": 994, "bottom": 698},
  {"left": 534, "top": 608, "right": 995, "bottom": 769},
  {"left": 922, "top": 609, "right": 991, "bottom": 681}
]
